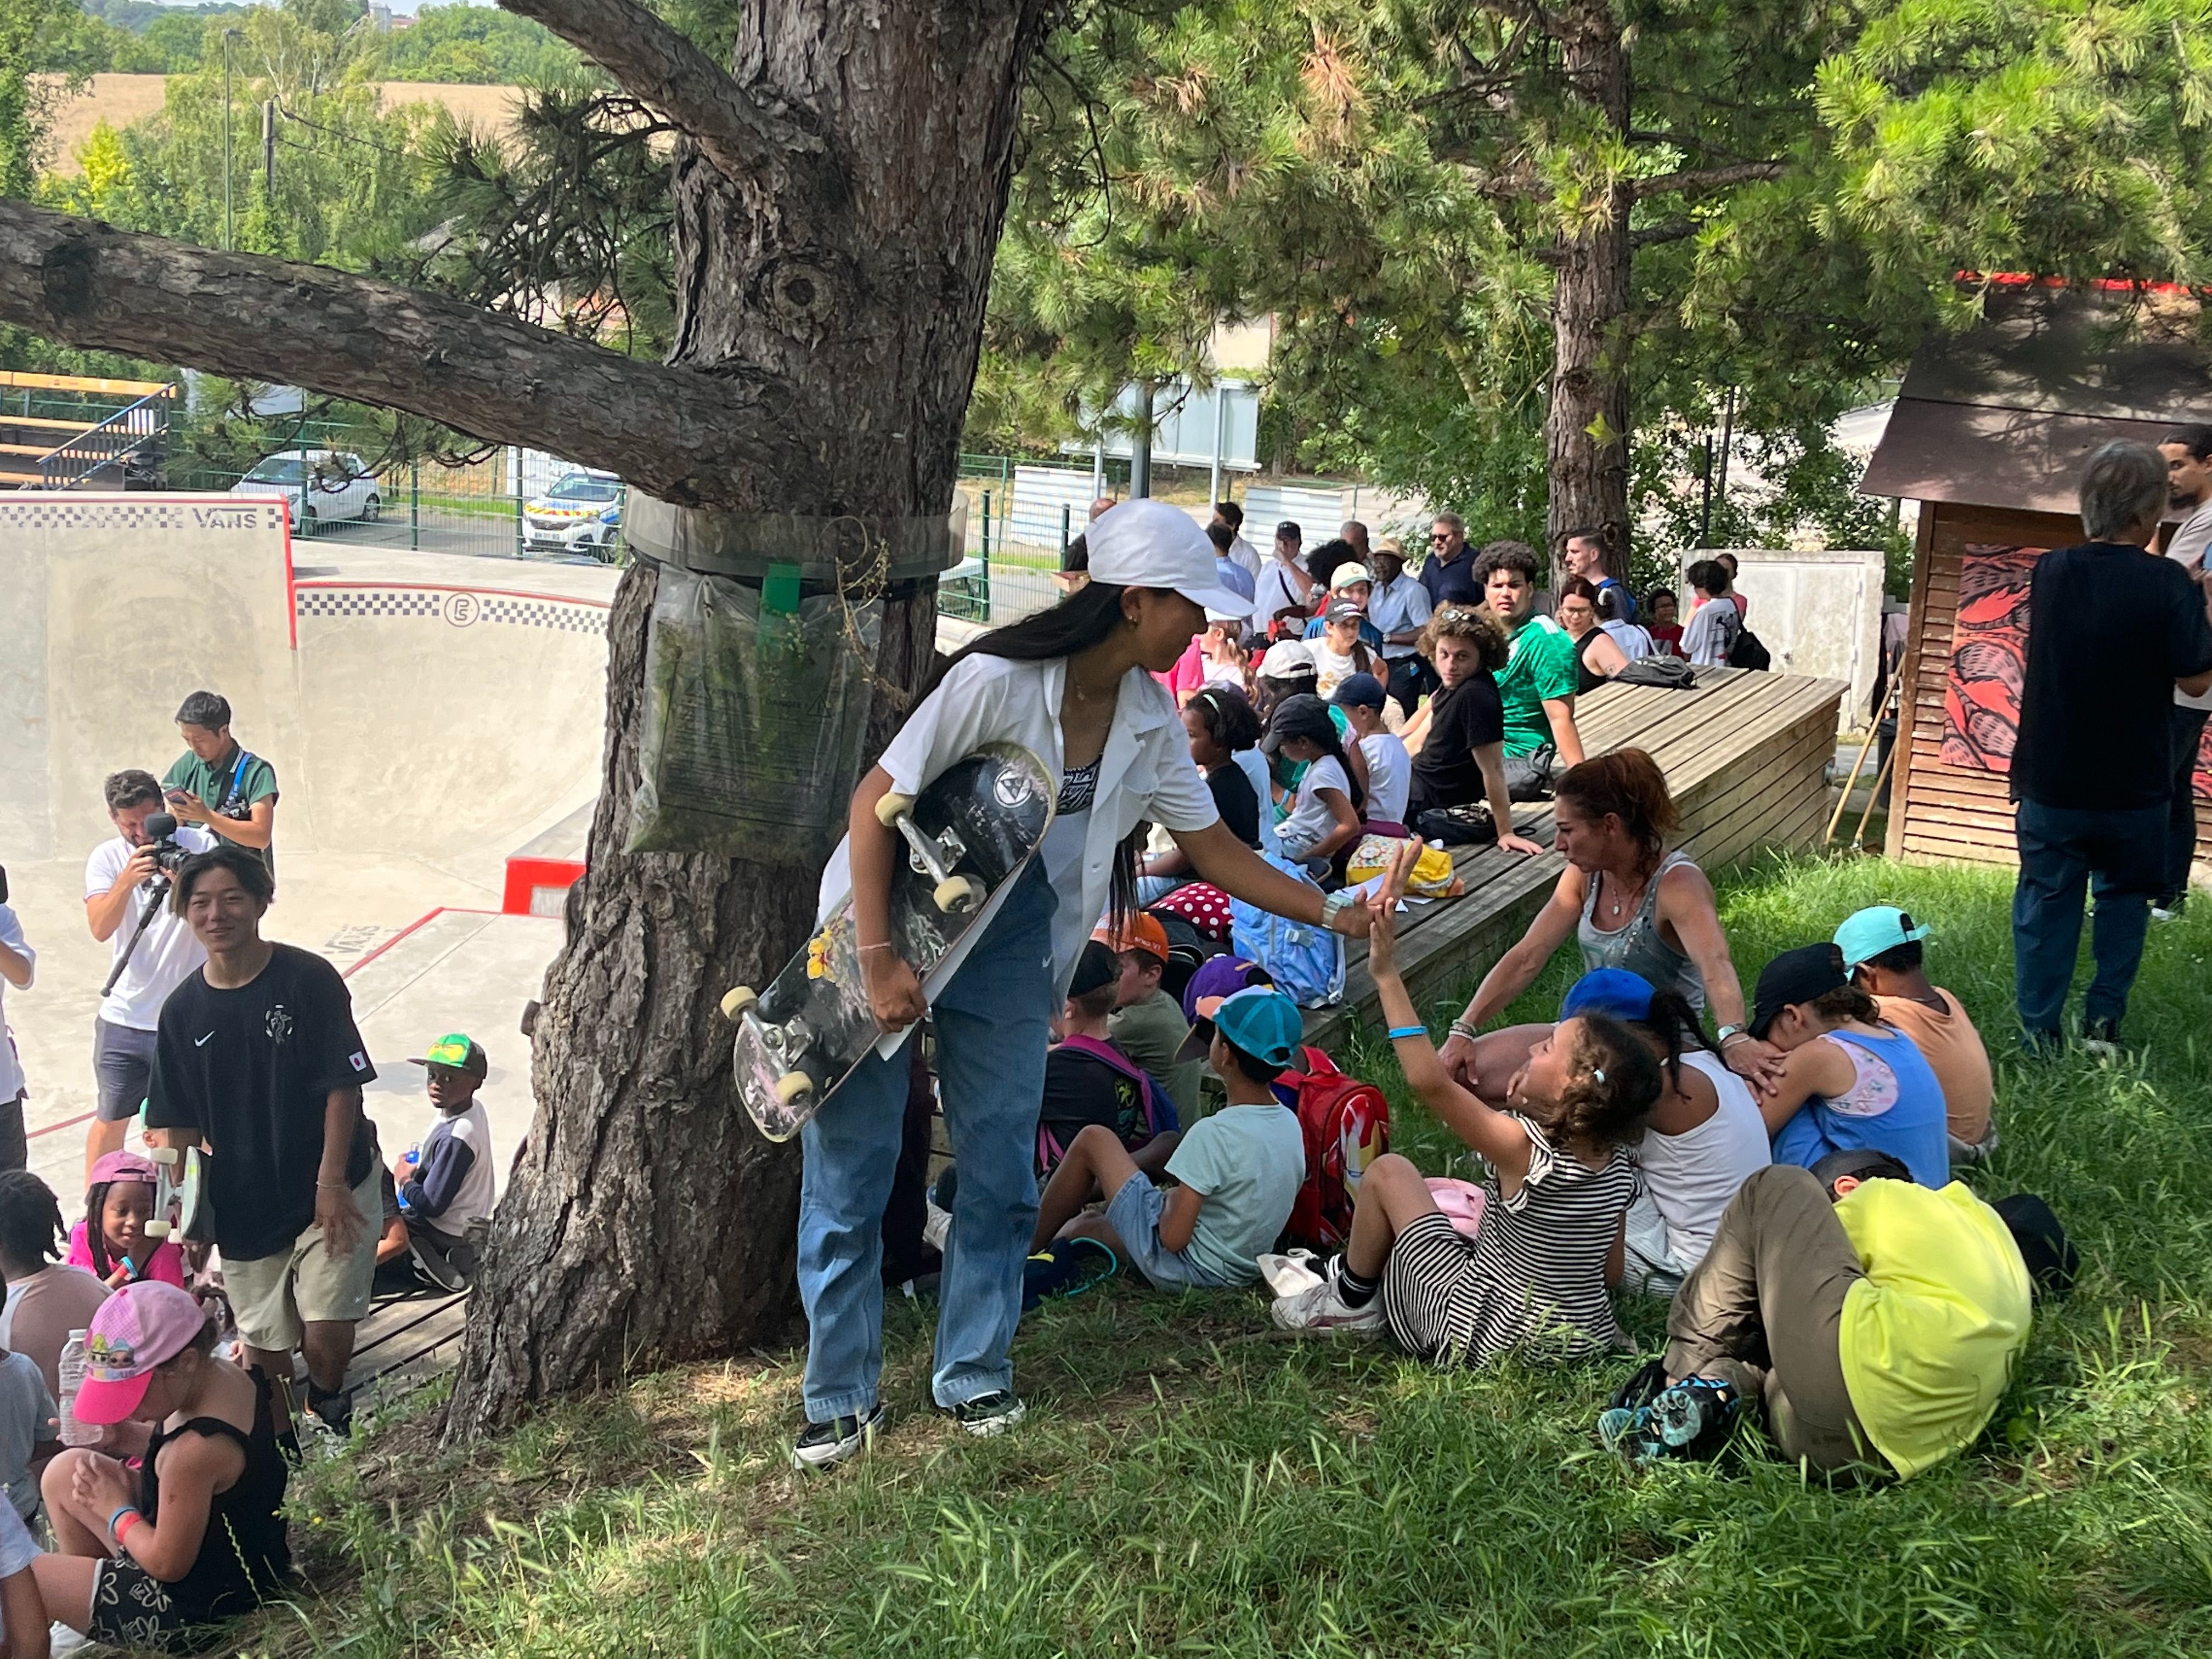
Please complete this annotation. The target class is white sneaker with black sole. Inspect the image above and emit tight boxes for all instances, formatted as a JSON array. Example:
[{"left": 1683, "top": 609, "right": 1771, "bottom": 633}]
[
  {"left": 1271, "top": 1258, "right": 1385, "bottom": 1334},
  {"left": 791, "top": 1402, "right": 887, "bottom": 1471},
  {"left": 949, "top": 1390, "right": 1026, "bottom": 1437}
]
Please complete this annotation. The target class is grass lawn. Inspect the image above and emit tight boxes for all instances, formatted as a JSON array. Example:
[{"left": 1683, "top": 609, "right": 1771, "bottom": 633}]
[{"left": 250, "top": 853, "right": 2212, "bottom": 1658}]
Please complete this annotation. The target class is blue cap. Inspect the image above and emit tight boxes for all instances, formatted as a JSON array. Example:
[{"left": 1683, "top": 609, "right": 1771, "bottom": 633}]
[
  {"left": 1210, "top": 986, "right": 1304, "bottom": 1068},
  {"left": 1328, "top": 672, "right": 1387, "bottom": 710},
  {"left": 1559, "top": 967, "right": 1656, "bottom": 1022},
  {"left": 1833, "top": 906, "right": 1929, "bottom": 972}
]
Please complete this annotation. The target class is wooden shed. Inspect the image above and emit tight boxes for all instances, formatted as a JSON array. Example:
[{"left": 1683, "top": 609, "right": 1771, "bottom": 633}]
[{"left": 1859, "top": 283, "right": 2212, "bottom": 874}]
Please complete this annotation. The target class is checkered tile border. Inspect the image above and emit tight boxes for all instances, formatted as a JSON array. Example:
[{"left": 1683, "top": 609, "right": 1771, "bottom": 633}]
[
  {"left": 0, "top": 498, "right": 285, "bottom": 533},
  {"left": 294, "top": 586, "right": 608, "bottom": 634}
]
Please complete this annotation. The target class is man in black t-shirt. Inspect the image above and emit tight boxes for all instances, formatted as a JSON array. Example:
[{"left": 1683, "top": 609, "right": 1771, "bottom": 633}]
[
  {"left": 145, "top": 845, "right": 380, "bottom": 1434},
  {"left": 1403, "top": 605, "right": 1545, "bottom": 856},
  {"left": 2011, "top": 442, "right": 2212, "bottom": 1051}
]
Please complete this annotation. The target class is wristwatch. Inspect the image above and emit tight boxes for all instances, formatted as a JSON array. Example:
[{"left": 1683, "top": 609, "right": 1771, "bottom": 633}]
[{"left": 1319, "top": 889, "right": 1357, "bottom": 930}]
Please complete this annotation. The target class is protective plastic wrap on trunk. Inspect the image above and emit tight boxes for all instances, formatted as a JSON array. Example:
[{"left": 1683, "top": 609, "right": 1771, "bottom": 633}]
[{"left": 625, "top": 567, "right": 882, "bottom": 861}]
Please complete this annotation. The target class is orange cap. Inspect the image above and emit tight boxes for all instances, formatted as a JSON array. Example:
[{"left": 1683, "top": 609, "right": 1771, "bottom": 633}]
[{"left": 1091, "top": 912, "right": 1170, "bottom": 964}]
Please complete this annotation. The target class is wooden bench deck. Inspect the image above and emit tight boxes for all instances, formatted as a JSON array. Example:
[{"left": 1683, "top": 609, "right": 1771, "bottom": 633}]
[
  {"left": 1303, "top": 666, "right": 1847, "bottom": 1048},
  {"left": 344, "top": 1285, "right": 470, "bottom": 1399}
]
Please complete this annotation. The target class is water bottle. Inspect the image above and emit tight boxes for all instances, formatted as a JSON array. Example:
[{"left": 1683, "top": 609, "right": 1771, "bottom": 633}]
[{"left": 58, "top": 1329, "right": 101, "bottom": 1447}]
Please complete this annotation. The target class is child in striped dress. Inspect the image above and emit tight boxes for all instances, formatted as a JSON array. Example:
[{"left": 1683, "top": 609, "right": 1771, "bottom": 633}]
[{"left": 1273, "top": 841, "right": 1664, "bottom": 1363}]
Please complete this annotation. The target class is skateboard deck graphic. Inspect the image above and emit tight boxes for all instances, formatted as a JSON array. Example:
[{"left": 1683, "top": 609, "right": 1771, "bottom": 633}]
[{"left": 723, "top": 742, "right": 1053, "bottom": 1140}]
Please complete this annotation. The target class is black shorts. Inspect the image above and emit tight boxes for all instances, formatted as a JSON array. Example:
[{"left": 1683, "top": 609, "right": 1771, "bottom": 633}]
[{"left": 89, "top": 1558, "right": 203, "bottom": 1651}]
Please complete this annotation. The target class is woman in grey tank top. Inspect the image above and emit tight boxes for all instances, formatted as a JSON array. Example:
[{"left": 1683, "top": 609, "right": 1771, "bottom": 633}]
[{"left": 1436, "top": 750, "right": 1782, "bottom": 1102}]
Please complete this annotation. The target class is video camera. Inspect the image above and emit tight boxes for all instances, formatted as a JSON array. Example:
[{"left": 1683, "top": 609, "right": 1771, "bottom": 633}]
[{"left": 140, "top": 811, "right": 192, "bottom": 874}]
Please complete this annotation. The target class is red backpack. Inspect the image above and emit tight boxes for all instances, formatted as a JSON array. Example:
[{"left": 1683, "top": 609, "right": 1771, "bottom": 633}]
[{"left": 1277, "top": 1045, "right": 1390, "bottom": 1251}]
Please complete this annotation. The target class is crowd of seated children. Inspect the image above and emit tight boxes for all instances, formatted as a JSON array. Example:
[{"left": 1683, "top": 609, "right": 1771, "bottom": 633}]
[
  {"left": 1553, "top": 970, "right": 1770, "bottom": 1300},
  {"left": 1138, "top": 689, "right": 1267, "bottom": 901},
  {"left": 1835, "top": 907, "right": 1998, "bottom": 1164},
  {"left": 1037, "top": 942, "right": 1180, "bottom": 1178},
  {"left": 1094, "top": 918, "right": 1200, "bottom": 1126},
  {"left": 69, "top": 1152, "right": 188, "bottom": 1290},
  {"left": 1746, "top": 944, "right": 1950, "bottom": 1189},
  {"left": 1273, "top": 845, "right": 1664, "bottom": 1363},
  {"left": 1031, "top": 986, "right": 1307, "bottom": 1290}
]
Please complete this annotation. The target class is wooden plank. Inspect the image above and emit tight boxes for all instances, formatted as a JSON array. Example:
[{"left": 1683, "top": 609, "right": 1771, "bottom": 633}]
[
  {"left": 1889, "top": 509, "right": 1942, "bottom": 859},
  {"left": 0, "top": 369, "right": 173, "bottom": 397},
  {"left": 346, "top": 1289, "right": 471, "bottom": 1395}
]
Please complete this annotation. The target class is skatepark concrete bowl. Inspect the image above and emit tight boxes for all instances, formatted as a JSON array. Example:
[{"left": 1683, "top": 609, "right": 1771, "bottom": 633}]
[{"left": 1, "top": 493, "right": 613, "bottom": 1192}]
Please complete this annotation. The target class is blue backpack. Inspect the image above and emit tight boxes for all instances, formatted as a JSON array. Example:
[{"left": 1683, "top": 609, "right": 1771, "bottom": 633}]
[{"left": 1230, "top": 854, "right": 1346, "bottom": 1008}]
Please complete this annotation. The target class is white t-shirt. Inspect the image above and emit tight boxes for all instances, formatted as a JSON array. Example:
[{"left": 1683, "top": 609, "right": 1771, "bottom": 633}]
[
  {"left": 1226, "top": 533, "right": 1263, "bottom": 579},
  {"left": 1636, "top": 1050, "right": 1771, "bottom": 1269},
  {"left": 1310, "top": 642, "right": 1363, "bottom": 699},
  {"left": 1358, "top": 733, "right": 1411, "bottom": 825},
  {"left": 2169, "top": 502, "right": 2212, "bottom": 711},
  {"left": 1680, "top": 595, "right": 1741, "bottom": 667},
  {"left": 1278, "top": 754, "right": 1351, "bottom": 862},
  {"left": 0, "top": 905, "right": 31, "bottom": 1103},
  {"left": 817, "top": 654, "right": 1220, "bottom": 1034},
  {"left": 83, "top": 826, "right": 218, "bottom": 1030},
  {"left": 1251, "top": 560, "right": 1308, "bottom": 636}
]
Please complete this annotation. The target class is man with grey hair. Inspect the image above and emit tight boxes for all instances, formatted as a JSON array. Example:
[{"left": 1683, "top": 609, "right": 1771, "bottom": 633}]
[
  {"left": 1418, "top": 511, "right": 1481, "bottom": 607},
  {"left": 2011, "top": 441, "right": 2212, "bottom": 1054}
]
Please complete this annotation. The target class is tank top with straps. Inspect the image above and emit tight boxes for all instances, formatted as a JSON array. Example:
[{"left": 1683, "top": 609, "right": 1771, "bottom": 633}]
[
  {"left": 1577, "top": 850, "right": 1707, "bottom": 1012},
  {"left": 136, "top": 1368, "right": 291, "bottom": 1623}
]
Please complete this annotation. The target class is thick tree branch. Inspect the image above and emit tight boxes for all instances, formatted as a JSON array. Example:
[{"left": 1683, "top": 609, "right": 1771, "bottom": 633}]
[
  {"left": 1629, "top": 219, "right": 1699, "bottom": 249},
  {"left": 1633, "top": 160, "right": 1787, "bottom": 200},
  {"left": 498, "top": 0, "right": 834, "bottom": 198},
  {"left": 0, "top": 201, "right": 800, "bottom": 506}
]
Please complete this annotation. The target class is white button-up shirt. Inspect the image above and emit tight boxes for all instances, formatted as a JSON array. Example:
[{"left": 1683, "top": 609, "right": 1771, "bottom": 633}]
[
  {"left": 1366, "top": 573, "right": 1434, "bottom": 661},
  {"left": 819, "top": 653, "right": 1221, "bottom": 1041}
]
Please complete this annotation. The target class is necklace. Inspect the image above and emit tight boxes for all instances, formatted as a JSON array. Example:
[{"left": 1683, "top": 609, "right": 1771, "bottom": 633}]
[{"left": 1602, "top": 866, "right": 1649, "bottom": 921}]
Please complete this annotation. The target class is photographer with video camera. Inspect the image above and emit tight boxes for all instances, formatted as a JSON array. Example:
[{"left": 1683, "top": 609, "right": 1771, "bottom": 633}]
[{"left": 84, "top": 771, "right": 216, "bottom": 1184}]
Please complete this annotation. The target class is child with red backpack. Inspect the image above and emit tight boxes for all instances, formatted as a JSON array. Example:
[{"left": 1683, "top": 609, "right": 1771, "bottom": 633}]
[{"left": 1029, "top": 988, "right": 1307, "bottom": 1288}]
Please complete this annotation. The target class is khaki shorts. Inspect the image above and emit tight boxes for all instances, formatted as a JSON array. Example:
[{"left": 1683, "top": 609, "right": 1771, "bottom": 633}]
[{"left": 224, "top": 1168, "right": 379, "bottom": 1351}]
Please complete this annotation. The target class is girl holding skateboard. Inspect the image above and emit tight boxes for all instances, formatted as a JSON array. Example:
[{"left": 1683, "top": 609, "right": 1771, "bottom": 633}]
[{"left": 794, "top": 499, "right": 1372, "bottom": 1470}]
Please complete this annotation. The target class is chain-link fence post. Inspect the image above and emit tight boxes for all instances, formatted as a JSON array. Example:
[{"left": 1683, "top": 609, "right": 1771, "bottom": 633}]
[
  {"left": 512, "top": 447, "right": 526, "bottom": 559},
  {"left": 409, "top": 464, "right": 419, "bottom": 550}
]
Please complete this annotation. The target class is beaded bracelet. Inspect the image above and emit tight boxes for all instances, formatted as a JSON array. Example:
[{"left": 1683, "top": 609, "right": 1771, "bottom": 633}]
[
  {"left": 1448, "top": 1018, "right": 1479, "bottom": 1042},
  {"left": 1386, "top": 1024, "right": 1427, "bottom": 1041}
]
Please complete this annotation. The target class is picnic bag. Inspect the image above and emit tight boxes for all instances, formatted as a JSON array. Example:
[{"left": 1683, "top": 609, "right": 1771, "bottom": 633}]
[
  {"left": 1502, "top": 742, "right": 1558, "bottom": 802},
  {"left": 1725, "top": 628, "right": 1772, "bottom": 672},
  {"left": 1415, "top": 803, "right": 1498, "bottom": 848},
  {"left": 1278, "top": 1045, "right": 1390, "bottom": 1251},
  {"left": 1229, "top": 854, "right": 1345, "bottom": 1007},
  {"left": 1345, "top": 836, "right": 1462, "bottom": 898},
  {"left": 1148, "top": 881, "right": 1235, "bottom": 943}
]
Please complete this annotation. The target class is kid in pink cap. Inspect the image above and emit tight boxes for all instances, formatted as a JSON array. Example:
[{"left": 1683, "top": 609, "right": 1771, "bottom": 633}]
[
  {"left": 72, "top": 1280, "right": 210, "bottom": 1424},
  {"left": 66, "top": 1150, "right": 189, "bottom": 1290}
]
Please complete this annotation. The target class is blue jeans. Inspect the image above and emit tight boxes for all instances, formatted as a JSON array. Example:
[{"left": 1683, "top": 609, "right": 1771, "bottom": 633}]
[
  {"left": 2012, "top": 798, "right": 2165, "bottom": 1037},
  {"left": 797, "top": 862, "right": 1056, "bottom": 1420}
]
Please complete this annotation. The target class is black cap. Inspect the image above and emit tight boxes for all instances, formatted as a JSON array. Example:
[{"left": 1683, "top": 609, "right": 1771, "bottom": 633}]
[
  {"left": 1261, "top": 693, "right": 1336, "bottom": 755},
  {"left": 1994, "top": 1193, "right": 2079, "bottom": 1297},
  {"left": 1276, "top": 521, "right": 1302, "bottom": 541},
  {"left": 1329, "top": 672, "right": 1386, "bottom": 710},
  {"left": 1068, "top": 938, "right": 1120, "bottom": 1000},
  {"left": 1749, "top": 943, "right": 1848, "bottom": 1039}
]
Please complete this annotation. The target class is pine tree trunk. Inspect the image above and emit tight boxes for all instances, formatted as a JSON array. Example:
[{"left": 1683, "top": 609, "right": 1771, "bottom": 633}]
[
  {"left": 1544, "top": 7, "right": 1633, "bottom": 574},
  {"left": 443, "top": 2, "right": 1047, "bottom": 1442}
]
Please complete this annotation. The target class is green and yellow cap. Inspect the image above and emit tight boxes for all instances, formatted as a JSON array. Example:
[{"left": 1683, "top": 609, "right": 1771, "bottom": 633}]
[{"left": 408, "top": 1033, "right": 488, "bottom": 1076}]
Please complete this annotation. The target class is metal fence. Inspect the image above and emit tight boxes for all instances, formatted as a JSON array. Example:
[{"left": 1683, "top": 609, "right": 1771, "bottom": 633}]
[{"left": 168, "top": 453, "right": 626, "bottom": 566}]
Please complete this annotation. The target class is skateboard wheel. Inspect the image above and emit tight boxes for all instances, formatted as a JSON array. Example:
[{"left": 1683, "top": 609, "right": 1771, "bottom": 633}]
[
  {"left": 146, "top": 1147, "right": 179, "bottom": 1165},
  {"left": 934, "top": 875, "right": 980, "bottom": 914},
  {"left": 876, "top": 792, "right": 916, "bottom": 828},
  {"left": 775, "top": 1072, "right": 817, "bottom": 1108},
  {"left": 145, "top": 1220, "right": 172, "bottom": 1239},
  {"left": 720, "top": 985, "right": 760, "bottom": 1020}
]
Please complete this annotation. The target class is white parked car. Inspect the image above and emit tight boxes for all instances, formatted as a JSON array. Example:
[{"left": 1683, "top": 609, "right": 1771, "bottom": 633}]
[
  {"left": 230, "top": 449, "right": 381, "bottom": 533},
  {"left": 522, "top": 470, "right": 624, "bottom": 560}
]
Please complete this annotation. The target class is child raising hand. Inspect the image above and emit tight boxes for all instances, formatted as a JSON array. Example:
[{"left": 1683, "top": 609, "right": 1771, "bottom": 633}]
[{"left": 1273, "top": 840, "right": 1664, "bottom": 1365}]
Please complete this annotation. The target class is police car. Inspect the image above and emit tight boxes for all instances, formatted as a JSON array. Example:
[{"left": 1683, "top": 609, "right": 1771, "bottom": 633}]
[{"left": 522, "top": 469, "right": 624, "bottom": 560}]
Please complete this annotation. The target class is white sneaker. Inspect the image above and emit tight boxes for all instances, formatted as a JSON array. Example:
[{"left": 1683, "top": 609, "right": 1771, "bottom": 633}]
[
  {"left": 1257, "top": 1250, "right": 1324, "bottom": 1298},
  {"left": 1271, "top": 1260, "right": 1385, "bottom": 1334},
  {"left": 922, "top": 1201, "right": 953, "bottom": 1253}
]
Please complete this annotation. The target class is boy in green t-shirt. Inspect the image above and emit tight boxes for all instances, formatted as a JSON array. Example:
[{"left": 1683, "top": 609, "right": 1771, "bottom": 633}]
[
  {"left": 1475, "top": 540, "right": 1584, "bottom": 760},
  {"left": 162, "top": 689, "right": 280, "bottom": 881}
]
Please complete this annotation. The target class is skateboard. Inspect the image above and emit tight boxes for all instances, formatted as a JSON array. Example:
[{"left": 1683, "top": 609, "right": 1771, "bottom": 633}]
[
  {"left": 143, "top": 1143, "right": 211, "bottom": 1243},
  {"left": 720, "top": 742, "right": 1054, "bottom": 1141}
]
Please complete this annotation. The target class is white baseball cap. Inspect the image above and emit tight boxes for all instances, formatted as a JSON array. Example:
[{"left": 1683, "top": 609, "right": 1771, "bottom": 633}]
[
  {"left": 1258, "top": 639, "right": 1317, "bottom": 678},
  {"left": 1329, "top": 563, "right": 1376, "bottom": 591},
  {"left": 1087, "top": 500, "right": 1251, "bottom": 614}
]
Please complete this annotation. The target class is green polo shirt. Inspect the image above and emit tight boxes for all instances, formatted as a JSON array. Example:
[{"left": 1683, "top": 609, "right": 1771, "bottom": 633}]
[
  {"left": 163, "top": 744, "right": 280, "bottom": 878},
  {"left": 1494, "top": 615, "right": 1579, "bottom": 757}
]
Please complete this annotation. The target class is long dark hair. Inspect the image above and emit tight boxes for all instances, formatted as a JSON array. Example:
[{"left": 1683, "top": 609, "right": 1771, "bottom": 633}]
[
  {"left": 1273, "top": 699, "right": 1367, "bottom": 818},
  {"left": 921, "top": 580, "right": 1155, "bottom": 929},
  {"left": 1631, "top": 989, "right": 1713, "bottom": 1093},
  {"left": 83, "top": 1177, "right": 152, "bottom": 1279}
]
